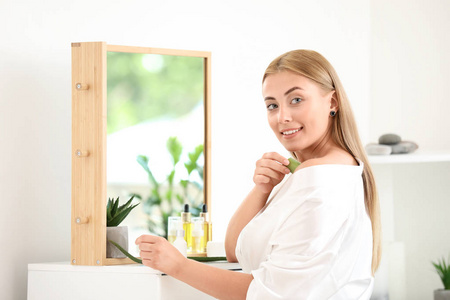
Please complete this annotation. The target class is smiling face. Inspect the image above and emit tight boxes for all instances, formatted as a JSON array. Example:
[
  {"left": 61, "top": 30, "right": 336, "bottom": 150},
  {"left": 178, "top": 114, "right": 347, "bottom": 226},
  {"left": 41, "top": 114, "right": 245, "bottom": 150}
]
[{"left": 262, "top": 71, "right": 337, "bottom": 160}]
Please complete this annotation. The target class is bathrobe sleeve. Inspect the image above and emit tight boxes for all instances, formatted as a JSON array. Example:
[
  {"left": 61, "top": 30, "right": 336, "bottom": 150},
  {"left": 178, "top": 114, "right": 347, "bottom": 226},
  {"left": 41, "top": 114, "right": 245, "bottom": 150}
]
[{"left": 246, "top": 185, "right": 354, "bottom": 300}]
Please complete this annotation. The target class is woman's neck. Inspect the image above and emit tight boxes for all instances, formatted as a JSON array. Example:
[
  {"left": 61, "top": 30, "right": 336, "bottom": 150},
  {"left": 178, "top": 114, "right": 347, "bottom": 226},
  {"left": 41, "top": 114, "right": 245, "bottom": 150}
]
[{"left": 294, "top": 130, "right": 338, "bottom": 162}]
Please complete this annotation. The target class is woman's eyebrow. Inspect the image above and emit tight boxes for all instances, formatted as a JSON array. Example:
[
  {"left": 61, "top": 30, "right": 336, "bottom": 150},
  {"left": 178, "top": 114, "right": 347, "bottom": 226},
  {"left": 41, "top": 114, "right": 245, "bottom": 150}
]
[
  {"left": 264, "top": 86, "right": 304, "bottom": 101},
  {"left": 284, "top": 86, "right": 303, "bottom": 95}
]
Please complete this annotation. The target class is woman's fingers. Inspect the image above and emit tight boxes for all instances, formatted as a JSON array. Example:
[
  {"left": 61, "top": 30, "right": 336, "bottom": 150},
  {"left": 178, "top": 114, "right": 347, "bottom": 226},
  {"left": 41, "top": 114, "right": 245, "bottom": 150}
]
[
  {"left": 256, "top": 160, "right": 290, "bottom": 176},
  {"left": 258, "top": 153, "right": 290, "bottom": 172},
  {"left": 253, "top": 152, "right": 291, "bottom": 193},
  {"left": 261, "top": 152, "right": 290, "bottom": 166},
  {"left": 255, "top": 153, "right": 290, "bottom": 179},
  {"left": 138, "top": 242, "right": 154, "bottom": 252},
  {"left": 135, "top": 234, "right": 161, "bottom": 245},
  {"left": 254, "top": 168, "right": 285, "bottom": 185},
  {"left": 135, "top": 234, "right": 187, "bottom": 275}
]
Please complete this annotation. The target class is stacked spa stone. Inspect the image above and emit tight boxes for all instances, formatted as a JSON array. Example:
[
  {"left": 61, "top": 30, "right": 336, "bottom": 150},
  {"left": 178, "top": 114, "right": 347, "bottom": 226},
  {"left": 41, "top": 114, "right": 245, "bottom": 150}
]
[{"left": 366, "top": 134, "right": 418, "bottom": 155}]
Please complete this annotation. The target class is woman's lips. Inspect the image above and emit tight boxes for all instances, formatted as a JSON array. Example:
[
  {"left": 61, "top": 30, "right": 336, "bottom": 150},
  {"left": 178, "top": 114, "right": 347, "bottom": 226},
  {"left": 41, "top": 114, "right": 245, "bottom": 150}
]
[{"left": 281, "top": 127, "right": 302, "bottom": 138}]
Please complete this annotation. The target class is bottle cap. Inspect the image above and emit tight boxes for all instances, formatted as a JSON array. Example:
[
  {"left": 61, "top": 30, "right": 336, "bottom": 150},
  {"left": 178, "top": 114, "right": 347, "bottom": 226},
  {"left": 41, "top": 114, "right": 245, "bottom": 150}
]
[
  {"left": 200, "top": 204, "right": 209, "bottom": 222},
  {"left": 181, "top": 204, "right": 191, "bottom": 223},
  {"left": 176, "top": 229, "right": 185, "bottom": 238}
]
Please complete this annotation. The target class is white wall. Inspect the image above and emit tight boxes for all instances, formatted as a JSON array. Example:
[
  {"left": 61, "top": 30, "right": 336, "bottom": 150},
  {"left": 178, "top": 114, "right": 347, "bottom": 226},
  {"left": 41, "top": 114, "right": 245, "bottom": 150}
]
[
  {"left": 370, "top": 0, "right": 450, "bottom": 149},
  {"left": 370, "top": 0, "right": 450, "bottom": 299},
  {"left": 0, "top": 1, "right": 371, "bottom": 299},
  {"left": 392, "top": 162, "right": 450, "bottom": 299}
]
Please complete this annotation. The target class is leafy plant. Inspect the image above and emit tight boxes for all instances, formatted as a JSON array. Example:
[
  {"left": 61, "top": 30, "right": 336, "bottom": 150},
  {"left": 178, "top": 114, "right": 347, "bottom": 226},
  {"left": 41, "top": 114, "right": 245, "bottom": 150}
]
[
  {"left": 135, "top": 136, "right": 203, "bottom": 238},
  {"left": 432, "top": 254, "right": 450, "bottom": 290},
  {"left": 107, "top": 195, "right": 140, "bottom": 227}
]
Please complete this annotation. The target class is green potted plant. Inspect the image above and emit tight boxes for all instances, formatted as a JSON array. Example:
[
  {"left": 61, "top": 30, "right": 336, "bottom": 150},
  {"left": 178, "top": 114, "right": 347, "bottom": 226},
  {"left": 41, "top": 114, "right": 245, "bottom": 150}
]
[
  {"left": 106, "top": 195, "right": 139, "bottom": 258},
  {"left": 432, "top": 254, "right": 450, "bottom": 300}
]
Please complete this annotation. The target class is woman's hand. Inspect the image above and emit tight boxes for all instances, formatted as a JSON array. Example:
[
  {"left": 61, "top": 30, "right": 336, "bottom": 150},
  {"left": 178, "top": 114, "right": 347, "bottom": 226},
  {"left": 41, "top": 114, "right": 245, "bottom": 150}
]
[
  {"left": 253, "top": 152, "right": 291, "bottom": 194},
  {"left": 135, "top": 234, "right": 187, "bottom": 276}
]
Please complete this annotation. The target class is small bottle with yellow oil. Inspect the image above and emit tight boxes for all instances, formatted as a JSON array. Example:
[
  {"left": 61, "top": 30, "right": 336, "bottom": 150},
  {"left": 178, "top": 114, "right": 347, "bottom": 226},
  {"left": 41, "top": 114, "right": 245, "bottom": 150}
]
[
  {"left": 181, "top": 204, "right": 192, "bottom": 252},
  {"left": 191, "top": 217, "right": 205, "bottom": 254},
  {"left": 200, "top": 204, "right": 212, "bottom": 253}
]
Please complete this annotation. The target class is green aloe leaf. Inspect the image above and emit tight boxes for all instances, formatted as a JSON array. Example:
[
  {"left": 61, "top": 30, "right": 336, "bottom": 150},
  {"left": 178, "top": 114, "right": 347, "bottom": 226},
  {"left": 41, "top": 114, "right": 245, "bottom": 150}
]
[
  {"left": 107, "top": 198, "right": 113, "bottom": 221},
  {"left": 287, "top": 158, "right": 301, "bottom": 173},
  {"left": 109, "top": 240, "right": 228, "bottom": 265},
  {"left": 117, "top": 195, "right": 136, "bottom": 214},
  {"left": 187, "top": 256, "right": 227, "bottom": 262},
  {"left": 108, "top": 203, "right": 139, "bottom": 227},
  {"left": 111, "top": 197, "right": 120, "bottom": 217},
  {"left": 108, "top": 240, "right": 142, "bottom": 264}
]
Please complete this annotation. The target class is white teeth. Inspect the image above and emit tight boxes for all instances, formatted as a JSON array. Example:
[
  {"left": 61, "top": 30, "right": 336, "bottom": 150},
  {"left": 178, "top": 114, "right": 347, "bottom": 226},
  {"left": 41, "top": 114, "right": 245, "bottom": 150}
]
[{"left": 282, "top": 128, "right": 300, "bottom": 135}]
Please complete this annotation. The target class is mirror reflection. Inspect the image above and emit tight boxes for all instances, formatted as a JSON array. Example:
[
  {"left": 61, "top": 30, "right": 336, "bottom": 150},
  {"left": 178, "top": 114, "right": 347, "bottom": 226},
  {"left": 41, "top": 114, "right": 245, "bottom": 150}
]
[{"left": 106, "top": 52, "right": 205, "bottom": 253}]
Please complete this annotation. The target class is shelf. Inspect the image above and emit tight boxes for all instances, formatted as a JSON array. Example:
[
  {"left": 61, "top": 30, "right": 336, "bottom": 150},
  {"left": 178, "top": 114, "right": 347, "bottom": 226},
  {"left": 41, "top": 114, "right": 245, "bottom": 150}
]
[
  {"left": 28, "top": 261, "right": 241, "bottom": 275},
  {"left": 368, "top": 150, "right": 450, "bottom": 165}
]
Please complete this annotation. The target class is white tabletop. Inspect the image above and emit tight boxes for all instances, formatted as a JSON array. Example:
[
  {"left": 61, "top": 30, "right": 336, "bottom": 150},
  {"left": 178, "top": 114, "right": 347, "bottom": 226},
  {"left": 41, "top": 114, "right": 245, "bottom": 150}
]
[{"left": 28, "top": 260, "right": 241, "bottom": 275}]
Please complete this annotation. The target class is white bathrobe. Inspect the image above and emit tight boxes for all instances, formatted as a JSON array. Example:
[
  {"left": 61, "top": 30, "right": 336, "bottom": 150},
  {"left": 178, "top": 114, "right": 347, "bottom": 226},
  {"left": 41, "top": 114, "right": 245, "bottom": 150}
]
[{"left": 236, "top": 162, "right": 374, "bottom": 300}]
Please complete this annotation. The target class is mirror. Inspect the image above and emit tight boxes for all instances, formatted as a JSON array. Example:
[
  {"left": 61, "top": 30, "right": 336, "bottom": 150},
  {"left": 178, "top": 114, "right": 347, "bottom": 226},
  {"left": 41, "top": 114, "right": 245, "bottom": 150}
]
[
  {"left": 106, "top": 50, "right": 208, "bottom": 252},
  {"left": 71, "top": 42, "right": 211, "bottom": 265}
]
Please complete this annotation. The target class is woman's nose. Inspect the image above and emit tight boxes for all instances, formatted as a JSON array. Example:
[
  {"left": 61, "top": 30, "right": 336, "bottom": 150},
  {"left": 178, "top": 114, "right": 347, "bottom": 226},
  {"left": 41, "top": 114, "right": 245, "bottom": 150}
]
[{"left": 278, "top": 107, "right": 292, "bottom": 123}]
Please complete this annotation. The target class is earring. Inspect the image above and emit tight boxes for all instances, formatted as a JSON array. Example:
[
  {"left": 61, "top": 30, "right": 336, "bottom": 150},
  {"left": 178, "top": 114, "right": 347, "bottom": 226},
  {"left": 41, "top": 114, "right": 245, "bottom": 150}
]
[{"left": 330, "top": 111, "right": 336, "bottom": 117}]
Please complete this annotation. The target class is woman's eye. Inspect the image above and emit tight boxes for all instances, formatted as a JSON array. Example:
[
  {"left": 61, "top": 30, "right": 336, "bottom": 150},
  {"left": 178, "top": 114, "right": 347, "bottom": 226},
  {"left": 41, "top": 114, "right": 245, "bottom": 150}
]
[
  {"left": 267, "top": 103, "right": 278, "bottom": 110},
  {"left": 291, "top": 97, "right": 302, "bottom": 104}
]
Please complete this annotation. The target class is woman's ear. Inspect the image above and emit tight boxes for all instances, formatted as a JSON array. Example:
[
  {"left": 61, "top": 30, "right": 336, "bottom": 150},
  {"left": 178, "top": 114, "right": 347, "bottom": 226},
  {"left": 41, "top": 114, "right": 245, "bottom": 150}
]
[{"left": 329, "top": 91, "right": 339, "bottom": 112}]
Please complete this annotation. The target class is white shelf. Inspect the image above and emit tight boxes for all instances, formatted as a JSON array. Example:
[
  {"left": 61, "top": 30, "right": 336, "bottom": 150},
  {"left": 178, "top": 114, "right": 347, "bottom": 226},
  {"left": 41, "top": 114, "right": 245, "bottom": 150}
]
[
  {"left": 28, "top": 260, "right": 241, "bottom": 275},
  {"left": 368, "top": 150, "right": 450, "bottom": 165}
]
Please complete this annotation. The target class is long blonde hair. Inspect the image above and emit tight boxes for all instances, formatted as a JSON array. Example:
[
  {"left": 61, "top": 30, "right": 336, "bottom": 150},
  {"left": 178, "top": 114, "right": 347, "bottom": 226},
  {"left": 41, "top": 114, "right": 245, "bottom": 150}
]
[{"left": 263, "top": 50, "right": 381, "bottom": 275}]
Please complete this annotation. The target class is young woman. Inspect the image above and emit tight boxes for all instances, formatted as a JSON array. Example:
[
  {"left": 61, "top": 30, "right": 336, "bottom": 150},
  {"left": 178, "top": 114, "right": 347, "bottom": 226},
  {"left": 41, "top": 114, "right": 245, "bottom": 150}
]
[{"left": 135, "top": 50, "right": 382, "bottom": 299}]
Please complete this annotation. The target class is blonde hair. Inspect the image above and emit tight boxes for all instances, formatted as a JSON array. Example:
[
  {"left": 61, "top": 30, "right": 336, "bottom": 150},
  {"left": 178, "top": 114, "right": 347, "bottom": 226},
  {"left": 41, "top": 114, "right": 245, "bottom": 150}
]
[{"left": 263, "top": 50, "right": 381, "bottom": 275}]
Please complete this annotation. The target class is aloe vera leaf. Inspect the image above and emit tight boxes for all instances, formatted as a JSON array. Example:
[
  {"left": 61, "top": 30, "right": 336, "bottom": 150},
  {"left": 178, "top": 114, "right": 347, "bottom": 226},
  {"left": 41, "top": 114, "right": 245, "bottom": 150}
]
[
  {"left": 287, "top": 158, "right": 301, "bottom": 173},
  {"left": 188, "top": 256, "right": 227, "bottom": 262},
  {"left": 109, "top": 239, "right": 228, "bottom": 266},
  {"left": 106, "top": 198, "right": 113, "bottom": 221},
  {"left": 117, "top": 195, "right": 136, "bottom": 214},
  {"left": 108, "top": 203, "right": 139, "bottom": 227},
  {"left": 111, "top": 197, "right": 119, "bottom": 217},
  {"left": 108, "top": 240, "right": 142, "bottom": 264}
]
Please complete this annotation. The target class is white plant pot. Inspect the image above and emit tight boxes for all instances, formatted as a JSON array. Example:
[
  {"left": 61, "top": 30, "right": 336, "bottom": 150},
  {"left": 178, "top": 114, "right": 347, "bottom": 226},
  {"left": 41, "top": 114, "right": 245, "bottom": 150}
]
[
  {"left": 434, "top": 289, "right": 450, "bottom": 300},
  {"left": 107, "top": 226, "right": 128, "bottom": 258}
]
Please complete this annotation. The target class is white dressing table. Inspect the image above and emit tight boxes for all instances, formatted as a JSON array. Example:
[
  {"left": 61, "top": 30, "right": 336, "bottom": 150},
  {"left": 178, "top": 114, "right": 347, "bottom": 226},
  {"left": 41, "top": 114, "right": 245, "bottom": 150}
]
[{"left": 28, "top": 261, "right": 241, "bottom": 300}]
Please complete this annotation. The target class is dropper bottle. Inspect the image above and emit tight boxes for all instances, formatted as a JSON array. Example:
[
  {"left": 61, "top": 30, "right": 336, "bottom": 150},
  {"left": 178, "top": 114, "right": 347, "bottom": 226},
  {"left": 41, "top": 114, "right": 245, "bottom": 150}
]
[
  {"left": 200, "top": 204, "right": 212, "bottom": 253},
  {"left": 181, "top": 204, "right": 192, "bottom": 252}
]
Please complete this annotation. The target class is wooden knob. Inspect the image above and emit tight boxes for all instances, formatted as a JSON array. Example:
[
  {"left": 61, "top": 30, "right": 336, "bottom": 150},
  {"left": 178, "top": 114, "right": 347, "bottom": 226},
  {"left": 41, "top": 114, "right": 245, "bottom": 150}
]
[
  {"left": 75, "top": 149, "right": 90, "bottom": 157},
  {"left": 75, "top": 83, "right": 89, "bottom": 90},
  {"left": 75, "top": 217, "right": 89, "bottom": 224}
]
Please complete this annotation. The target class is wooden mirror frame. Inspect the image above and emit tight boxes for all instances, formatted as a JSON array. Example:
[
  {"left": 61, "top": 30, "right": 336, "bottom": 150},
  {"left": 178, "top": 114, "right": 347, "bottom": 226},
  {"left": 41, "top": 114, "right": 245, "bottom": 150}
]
[{"left": 71, "top": 42, "right": 211, "bottom": 266}]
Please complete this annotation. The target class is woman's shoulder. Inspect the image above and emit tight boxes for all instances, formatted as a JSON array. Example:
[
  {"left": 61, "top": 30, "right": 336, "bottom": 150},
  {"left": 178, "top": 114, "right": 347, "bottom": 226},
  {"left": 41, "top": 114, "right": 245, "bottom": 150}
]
[{"left": 296, "top": 150, "right": 358, "bottom": 172}]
